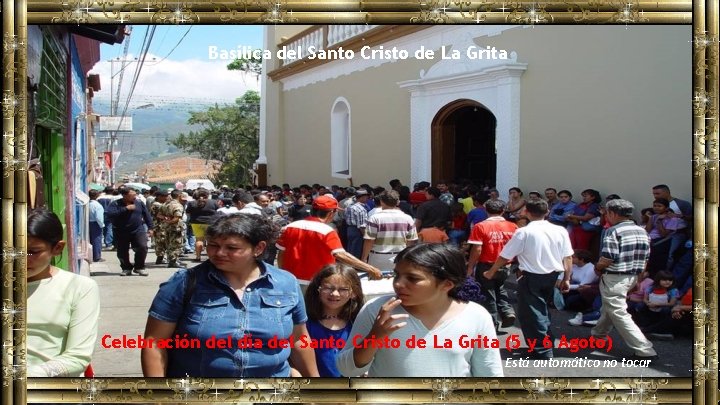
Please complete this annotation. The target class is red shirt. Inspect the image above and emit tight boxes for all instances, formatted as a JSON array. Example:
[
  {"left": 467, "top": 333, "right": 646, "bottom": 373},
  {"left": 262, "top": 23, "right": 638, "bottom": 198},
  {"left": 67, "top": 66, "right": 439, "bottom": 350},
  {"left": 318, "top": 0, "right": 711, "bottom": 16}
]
[
  {"left": 680, "top": 289, "right": 693, "bottom": 306},
  {"left": 409, "top": 191, "right": 428, "bottom": 206},
  {"left": 276, "top": 217, "right": 344, "bottom": 281},
  {"left": 467, "top": 216, "right": 518, "bottom": 263},
  {"left": 451, "top": 212, "right": 467, "bottom": 230}
]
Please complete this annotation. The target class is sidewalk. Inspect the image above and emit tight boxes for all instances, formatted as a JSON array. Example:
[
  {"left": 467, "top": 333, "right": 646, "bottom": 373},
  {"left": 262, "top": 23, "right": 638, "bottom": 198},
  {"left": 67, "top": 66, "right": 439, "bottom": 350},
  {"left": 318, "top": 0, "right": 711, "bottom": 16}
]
[{"left": 89, "top": 245, "right": 184, "bottom": 377}]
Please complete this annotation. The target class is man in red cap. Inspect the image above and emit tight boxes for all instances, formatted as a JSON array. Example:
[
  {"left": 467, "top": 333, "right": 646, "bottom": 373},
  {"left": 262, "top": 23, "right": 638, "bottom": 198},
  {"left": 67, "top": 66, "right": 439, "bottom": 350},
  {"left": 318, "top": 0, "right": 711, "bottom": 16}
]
[{"left": 276, "top": 195, "right": 382, "bottom": 283}]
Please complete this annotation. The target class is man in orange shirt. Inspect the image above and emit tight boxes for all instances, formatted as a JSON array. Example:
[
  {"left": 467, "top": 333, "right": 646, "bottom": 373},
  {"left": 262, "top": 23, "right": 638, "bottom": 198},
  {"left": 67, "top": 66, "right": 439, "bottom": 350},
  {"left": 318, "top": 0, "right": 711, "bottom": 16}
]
[
  {"left": 276, "top": 195, "right": 382, "bottom": 283},
  {"left": 467, "top": 199, "right": 518, "bottom": 330}
]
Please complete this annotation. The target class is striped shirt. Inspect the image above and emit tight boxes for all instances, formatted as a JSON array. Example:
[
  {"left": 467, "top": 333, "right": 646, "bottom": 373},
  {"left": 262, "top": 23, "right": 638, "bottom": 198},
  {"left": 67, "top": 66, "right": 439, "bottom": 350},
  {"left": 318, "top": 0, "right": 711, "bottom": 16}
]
[
  {"left": 345, "top": 202, "right": 368, "bottom": 227},
  {"left": 601, "top": 221, "right": 650, "bottom": 274},
  {"left": 364, "top": 209, "right": 418, "bottom": 253}
]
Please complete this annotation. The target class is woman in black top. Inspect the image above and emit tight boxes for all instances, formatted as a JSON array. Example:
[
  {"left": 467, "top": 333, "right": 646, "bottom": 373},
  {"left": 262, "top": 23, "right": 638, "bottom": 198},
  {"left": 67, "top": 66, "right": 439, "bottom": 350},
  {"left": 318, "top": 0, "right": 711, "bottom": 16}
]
[
  {"left": 186, "top": 188, "right": 220, "bottom": 261},
  {"left": 287, "top": 193, "right": 312, "bottom": 222}
]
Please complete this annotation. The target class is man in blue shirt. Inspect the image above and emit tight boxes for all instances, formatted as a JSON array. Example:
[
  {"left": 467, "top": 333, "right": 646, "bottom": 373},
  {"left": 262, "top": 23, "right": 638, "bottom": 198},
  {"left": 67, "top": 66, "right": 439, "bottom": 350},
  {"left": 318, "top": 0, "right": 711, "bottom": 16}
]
[
  {"left": 106, "top": 187, "right": 154, "bottom": 276},
  {"left": 88, "top": 189, "right": 105, "bottom": 263}
]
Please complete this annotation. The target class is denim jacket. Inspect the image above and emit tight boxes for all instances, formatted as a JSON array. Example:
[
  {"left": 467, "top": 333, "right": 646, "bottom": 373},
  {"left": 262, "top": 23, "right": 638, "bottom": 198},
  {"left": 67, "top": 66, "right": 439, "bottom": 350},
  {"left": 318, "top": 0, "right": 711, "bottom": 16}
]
[
  {"left": 548, "top": 201, "right": 577, "bottom": 227},
  {"left": 148, "top": 261, "right": 306, "bottom": 377}
]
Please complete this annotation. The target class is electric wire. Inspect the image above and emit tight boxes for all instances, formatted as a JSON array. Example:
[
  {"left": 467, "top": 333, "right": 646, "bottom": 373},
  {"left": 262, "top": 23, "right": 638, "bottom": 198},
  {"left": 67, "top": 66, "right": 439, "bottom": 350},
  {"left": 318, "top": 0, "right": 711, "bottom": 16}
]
[
  {"left": 145, "top": 26, "right": 193, "bottom": 66},
  {"left": 116, "top": 26, "right": 156, "bottom": 151}
]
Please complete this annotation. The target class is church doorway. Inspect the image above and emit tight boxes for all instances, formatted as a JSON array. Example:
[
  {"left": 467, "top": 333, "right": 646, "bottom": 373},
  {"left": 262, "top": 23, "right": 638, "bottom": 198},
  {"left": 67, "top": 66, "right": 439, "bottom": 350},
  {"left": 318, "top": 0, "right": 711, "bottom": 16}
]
[{"left": 431, "top": 99, "right": 497, "bottom": 187}]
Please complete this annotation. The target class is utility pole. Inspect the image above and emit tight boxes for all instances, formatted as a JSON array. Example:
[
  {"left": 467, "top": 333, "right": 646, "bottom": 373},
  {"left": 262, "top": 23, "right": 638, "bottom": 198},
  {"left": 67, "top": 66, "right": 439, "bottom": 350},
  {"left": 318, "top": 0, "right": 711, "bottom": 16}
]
[
  {"left": 108, "top": 57, "right": 129, "bottom": 185},
  {"left": 107, "top": 56, "right": 136, "bottom": 184},
  {"left": 108, "top": 58, "right": 116, "bottom": 184}
]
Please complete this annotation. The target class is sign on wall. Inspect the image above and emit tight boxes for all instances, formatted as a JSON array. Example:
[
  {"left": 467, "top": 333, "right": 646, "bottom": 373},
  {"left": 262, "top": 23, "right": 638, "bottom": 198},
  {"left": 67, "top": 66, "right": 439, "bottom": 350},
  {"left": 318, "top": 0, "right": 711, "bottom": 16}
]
[{"left": 98, "top": 116, "right": 133, "bottom": 132}]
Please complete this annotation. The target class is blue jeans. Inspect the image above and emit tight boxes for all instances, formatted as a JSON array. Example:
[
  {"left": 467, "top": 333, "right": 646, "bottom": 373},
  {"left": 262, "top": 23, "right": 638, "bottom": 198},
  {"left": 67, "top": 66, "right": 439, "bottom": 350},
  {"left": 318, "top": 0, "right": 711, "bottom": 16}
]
[
  {"left": 447, "top": 229, "right": 467, "bottom": 247},
  {"left": 666, "top": 232, "right": 688, "bottom": 268},
  {"left": 346, "top": 225, "right": 363, "bottom": 258},
  {"left": 89, "top": 221, "right": 103, "bottom": 261},
  {"left": 103, "top": 222, "right": 114, "bottom": 247},
  {"left": 516, "top": 271, "right": 558, "bottom": 358}
]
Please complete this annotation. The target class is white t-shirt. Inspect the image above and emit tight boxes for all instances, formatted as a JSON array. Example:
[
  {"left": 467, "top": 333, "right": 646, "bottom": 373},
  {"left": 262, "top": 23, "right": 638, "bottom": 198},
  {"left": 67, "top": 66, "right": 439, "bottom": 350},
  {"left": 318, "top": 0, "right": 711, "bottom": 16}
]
[
  {"left": 217, "top": 206, "right": 240, "bottom": 215},
  {"left": 238, "top": 203, "right": 263, "bottom": 215},
  {"left": 336, "top": 297, "right": 504, "bottom": 377},
  {"left": 558, "top": 262, "right": 598, "bottom": 289},
  {"left": 500, "top": 220, "right": 574, "bottom": 274}
]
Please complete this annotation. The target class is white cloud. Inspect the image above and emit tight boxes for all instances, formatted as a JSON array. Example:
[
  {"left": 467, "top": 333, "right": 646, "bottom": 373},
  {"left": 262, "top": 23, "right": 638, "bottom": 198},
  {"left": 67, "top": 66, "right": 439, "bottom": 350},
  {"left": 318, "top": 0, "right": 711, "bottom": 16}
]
[{"left": 89, "top": 53, "right": 260, "bottom": 109}]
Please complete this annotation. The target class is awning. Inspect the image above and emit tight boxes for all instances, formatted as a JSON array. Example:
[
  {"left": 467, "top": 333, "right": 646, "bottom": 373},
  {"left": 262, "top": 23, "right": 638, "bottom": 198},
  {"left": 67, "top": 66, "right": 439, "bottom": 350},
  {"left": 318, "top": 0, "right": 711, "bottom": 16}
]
[{"left": 75, "top": 190, "right": 90, "bottom": 206}]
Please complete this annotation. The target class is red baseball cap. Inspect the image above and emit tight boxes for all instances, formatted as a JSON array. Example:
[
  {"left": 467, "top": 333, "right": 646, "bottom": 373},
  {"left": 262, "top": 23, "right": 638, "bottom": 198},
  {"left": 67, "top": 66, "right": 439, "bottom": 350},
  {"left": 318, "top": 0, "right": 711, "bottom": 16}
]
[{"left": 312, "top": 195, "right": 338, "bottom": 210}]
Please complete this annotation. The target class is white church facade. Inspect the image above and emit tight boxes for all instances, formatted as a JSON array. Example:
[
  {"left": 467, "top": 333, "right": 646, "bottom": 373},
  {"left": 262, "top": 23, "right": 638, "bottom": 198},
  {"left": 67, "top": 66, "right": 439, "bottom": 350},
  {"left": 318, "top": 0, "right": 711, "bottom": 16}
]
[{"left": 257, "top": 25, "right": 691, "bottom": 206}]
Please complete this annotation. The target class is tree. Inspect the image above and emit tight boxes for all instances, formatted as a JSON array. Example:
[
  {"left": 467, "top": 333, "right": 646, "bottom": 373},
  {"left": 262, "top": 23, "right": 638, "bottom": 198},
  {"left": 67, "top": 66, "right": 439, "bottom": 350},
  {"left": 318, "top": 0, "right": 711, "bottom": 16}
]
[
  {"left": 226, "top": 55, "right": 262, "bottom": 76},
  {"left": 170, "top": 90, "right": 260, "bottom": 186}
]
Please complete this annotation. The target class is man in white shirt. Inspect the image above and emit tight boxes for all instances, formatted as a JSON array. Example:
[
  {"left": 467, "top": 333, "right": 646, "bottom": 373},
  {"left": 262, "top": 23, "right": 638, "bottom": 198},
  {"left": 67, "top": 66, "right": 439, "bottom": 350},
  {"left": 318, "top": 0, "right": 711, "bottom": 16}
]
[
  {"left": 484, "top": 199, "right": 573, "bottom": 359},
  {"left": 217, "top": 191, "right": 251, "bottom": 215},
  {"left": 239, "top": 192, "right": 268, "bottom": 215}
]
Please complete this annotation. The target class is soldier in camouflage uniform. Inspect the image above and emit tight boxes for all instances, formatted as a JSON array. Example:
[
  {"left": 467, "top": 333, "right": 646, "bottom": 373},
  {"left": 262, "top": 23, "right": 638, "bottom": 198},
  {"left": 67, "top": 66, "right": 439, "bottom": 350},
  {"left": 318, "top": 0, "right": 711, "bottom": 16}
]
[
  {"left": 160, "top": 189, "right": 187, "bottom": 268},
  {"left": 150, "top": 191, "right": 169, "bottom": 264}
]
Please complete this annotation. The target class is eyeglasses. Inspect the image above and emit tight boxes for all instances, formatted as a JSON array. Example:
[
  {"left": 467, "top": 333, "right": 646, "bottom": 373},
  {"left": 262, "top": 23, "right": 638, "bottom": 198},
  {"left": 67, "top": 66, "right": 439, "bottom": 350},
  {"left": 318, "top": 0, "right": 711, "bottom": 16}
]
[{"left": 318, "top": 285, "right": 352, "bottom": 296}]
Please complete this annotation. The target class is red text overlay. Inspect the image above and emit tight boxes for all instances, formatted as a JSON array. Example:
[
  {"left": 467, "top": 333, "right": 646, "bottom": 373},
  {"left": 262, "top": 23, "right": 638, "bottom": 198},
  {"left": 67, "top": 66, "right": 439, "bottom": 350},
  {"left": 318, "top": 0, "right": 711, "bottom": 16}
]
[{"left": 101, "top": 334, "right": 612, "bottom": 353}]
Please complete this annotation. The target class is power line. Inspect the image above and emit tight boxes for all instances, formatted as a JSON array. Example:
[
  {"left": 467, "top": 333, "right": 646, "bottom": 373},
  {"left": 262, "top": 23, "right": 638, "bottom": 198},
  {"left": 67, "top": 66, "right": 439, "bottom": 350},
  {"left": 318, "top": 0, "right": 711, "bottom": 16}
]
[
  {"left": 116, "top": 26, "right": 156, "bottom": 153},
  {"left": 145, "top": 26, "right": 193, "bottom": 66},
  {"left": 151, "top": 26, "right": 171, "bottom": 56}
]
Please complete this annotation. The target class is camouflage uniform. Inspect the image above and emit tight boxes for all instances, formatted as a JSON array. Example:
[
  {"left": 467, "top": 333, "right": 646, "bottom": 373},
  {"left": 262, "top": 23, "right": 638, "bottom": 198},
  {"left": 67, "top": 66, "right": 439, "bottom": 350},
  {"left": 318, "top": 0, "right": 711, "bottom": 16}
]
[
  {"left": 160, "top": 199, "right": 186, "bottom": 264},
  {"left": 150, "top": 200, "right": 167, "bottom": 259}
]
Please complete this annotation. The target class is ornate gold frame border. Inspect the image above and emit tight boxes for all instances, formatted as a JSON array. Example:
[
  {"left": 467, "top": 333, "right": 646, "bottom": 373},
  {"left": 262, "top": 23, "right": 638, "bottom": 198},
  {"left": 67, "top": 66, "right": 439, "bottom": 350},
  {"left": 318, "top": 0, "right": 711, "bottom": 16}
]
[{"left": 1, "top": 1, "right": 715, "bottom": 404}]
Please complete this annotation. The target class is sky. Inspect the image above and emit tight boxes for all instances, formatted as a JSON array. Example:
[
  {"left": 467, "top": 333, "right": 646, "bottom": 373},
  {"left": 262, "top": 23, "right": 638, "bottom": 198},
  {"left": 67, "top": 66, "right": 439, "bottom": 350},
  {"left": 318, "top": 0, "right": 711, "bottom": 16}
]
[{"left": 90, "top": 25, "right": 264, "bottom": 114}]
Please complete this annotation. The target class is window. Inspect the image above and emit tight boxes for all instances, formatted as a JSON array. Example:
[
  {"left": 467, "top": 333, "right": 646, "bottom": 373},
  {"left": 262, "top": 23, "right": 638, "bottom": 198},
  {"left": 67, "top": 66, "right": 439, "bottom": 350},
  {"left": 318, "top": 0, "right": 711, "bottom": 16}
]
[{"left": 330, "top": 98, "right": 351, "bottom": 178}]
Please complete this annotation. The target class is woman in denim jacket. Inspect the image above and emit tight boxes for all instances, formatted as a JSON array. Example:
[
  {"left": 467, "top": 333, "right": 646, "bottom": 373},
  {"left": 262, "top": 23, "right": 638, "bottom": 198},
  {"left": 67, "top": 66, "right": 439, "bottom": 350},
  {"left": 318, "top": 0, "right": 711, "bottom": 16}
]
[
  {"left": 547, "top": 189, "right": 577, "bottom": 227},
  {"left": 142, "top": 213, "right": 319, "bottom": 377}
]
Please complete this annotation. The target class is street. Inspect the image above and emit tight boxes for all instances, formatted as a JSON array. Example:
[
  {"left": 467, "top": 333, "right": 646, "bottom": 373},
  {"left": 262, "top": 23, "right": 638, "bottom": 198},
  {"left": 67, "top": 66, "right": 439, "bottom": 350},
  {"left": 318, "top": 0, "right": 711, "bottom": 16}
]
[{"left": 89, "top": 247, "right": 692, "bottom": 378}]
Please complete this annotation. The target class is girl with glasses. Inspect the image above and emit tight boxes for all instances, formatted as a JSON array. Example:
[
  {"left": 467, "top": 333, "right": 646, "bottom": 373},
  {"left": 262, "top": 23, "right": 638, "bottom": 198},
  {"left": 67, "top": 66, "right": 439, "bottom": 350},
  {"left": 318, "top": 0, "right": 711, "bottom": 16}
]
[{"left": 304, "top": 264, "right": 364, "bottom": 377}]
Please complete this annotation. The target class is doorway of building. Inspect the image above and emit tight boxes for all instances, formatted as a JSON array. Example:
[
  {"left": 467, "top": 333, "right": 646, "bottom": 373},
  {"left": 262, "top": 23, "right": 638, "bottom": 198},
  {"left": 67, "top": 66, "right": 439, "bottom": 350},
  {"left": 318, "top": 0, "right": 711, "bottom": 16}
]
[{"left": 431, "top": 99, "right": 497, "bottom": 187}]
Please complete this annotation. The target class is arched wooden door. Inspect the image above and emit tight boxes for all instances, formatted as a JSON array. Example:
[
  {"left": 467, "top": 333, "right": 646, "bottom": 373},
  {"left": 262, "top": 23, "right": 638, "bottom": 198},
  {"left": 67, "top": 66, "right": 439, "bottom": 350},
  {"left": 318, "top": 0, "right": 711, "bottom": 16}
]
[{"left": 431, "top": 100, "right": 497, "bottom": 186}]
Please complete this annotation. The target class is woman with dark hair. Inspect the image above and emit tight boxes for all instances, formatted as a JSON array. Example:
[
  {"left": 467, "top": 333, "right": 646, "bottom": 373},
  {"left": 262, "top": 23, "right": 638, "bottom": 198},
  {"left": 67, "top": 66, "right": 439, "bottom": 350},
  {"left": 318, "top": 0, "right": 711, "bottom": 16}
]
[
  {"left": 186, "top": 188, "right": 221, "bottom": 261},
  {"left": 27, "top": 209, "right": 100, "bottom": 376},
  {"left": 504, "top": 187, "right": 526, "bottom": 222},
  {"left": 396, "top": 185, "right": 413, "bottom": 217},
  {"left": 287, "top": 193, "right": 312, "bottom": 222},
  {"left": 566, "top": 188, "right": 602, "bottom": 250},
  {"left": 142, "top": 213, "right": 319, "bottom": 377},
  {"left": 644, "top": 198, "right": 681, "bottom": 275},
  {"left": 337, "top": 243, "right": 502, "bottom": 377},
  {"left": 548, "top": 189, "right": 577, "bottom": 227}
]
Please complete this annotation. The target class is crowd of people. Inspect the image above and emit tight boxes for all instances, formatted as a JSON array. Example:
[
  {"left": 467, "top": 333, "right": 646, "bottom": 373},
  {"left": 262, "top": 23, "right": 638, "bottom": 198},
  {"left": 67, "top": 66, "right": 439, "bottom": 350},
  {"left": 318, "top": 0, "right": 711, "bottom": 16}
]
[{"left": 27, "top": 178, "right": 693, "bottom": 377}]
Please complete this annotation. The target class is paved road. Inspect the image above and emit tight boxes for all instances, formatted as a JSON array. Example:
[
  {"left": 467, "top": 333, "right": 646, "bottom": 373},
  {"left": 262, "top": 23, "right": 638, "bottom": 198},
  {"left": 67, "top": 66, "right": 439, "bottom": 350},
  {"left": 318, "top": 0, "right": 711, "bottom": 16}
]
[{"left": 89, "top": 247, "right": 692, "bottom": 378}]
